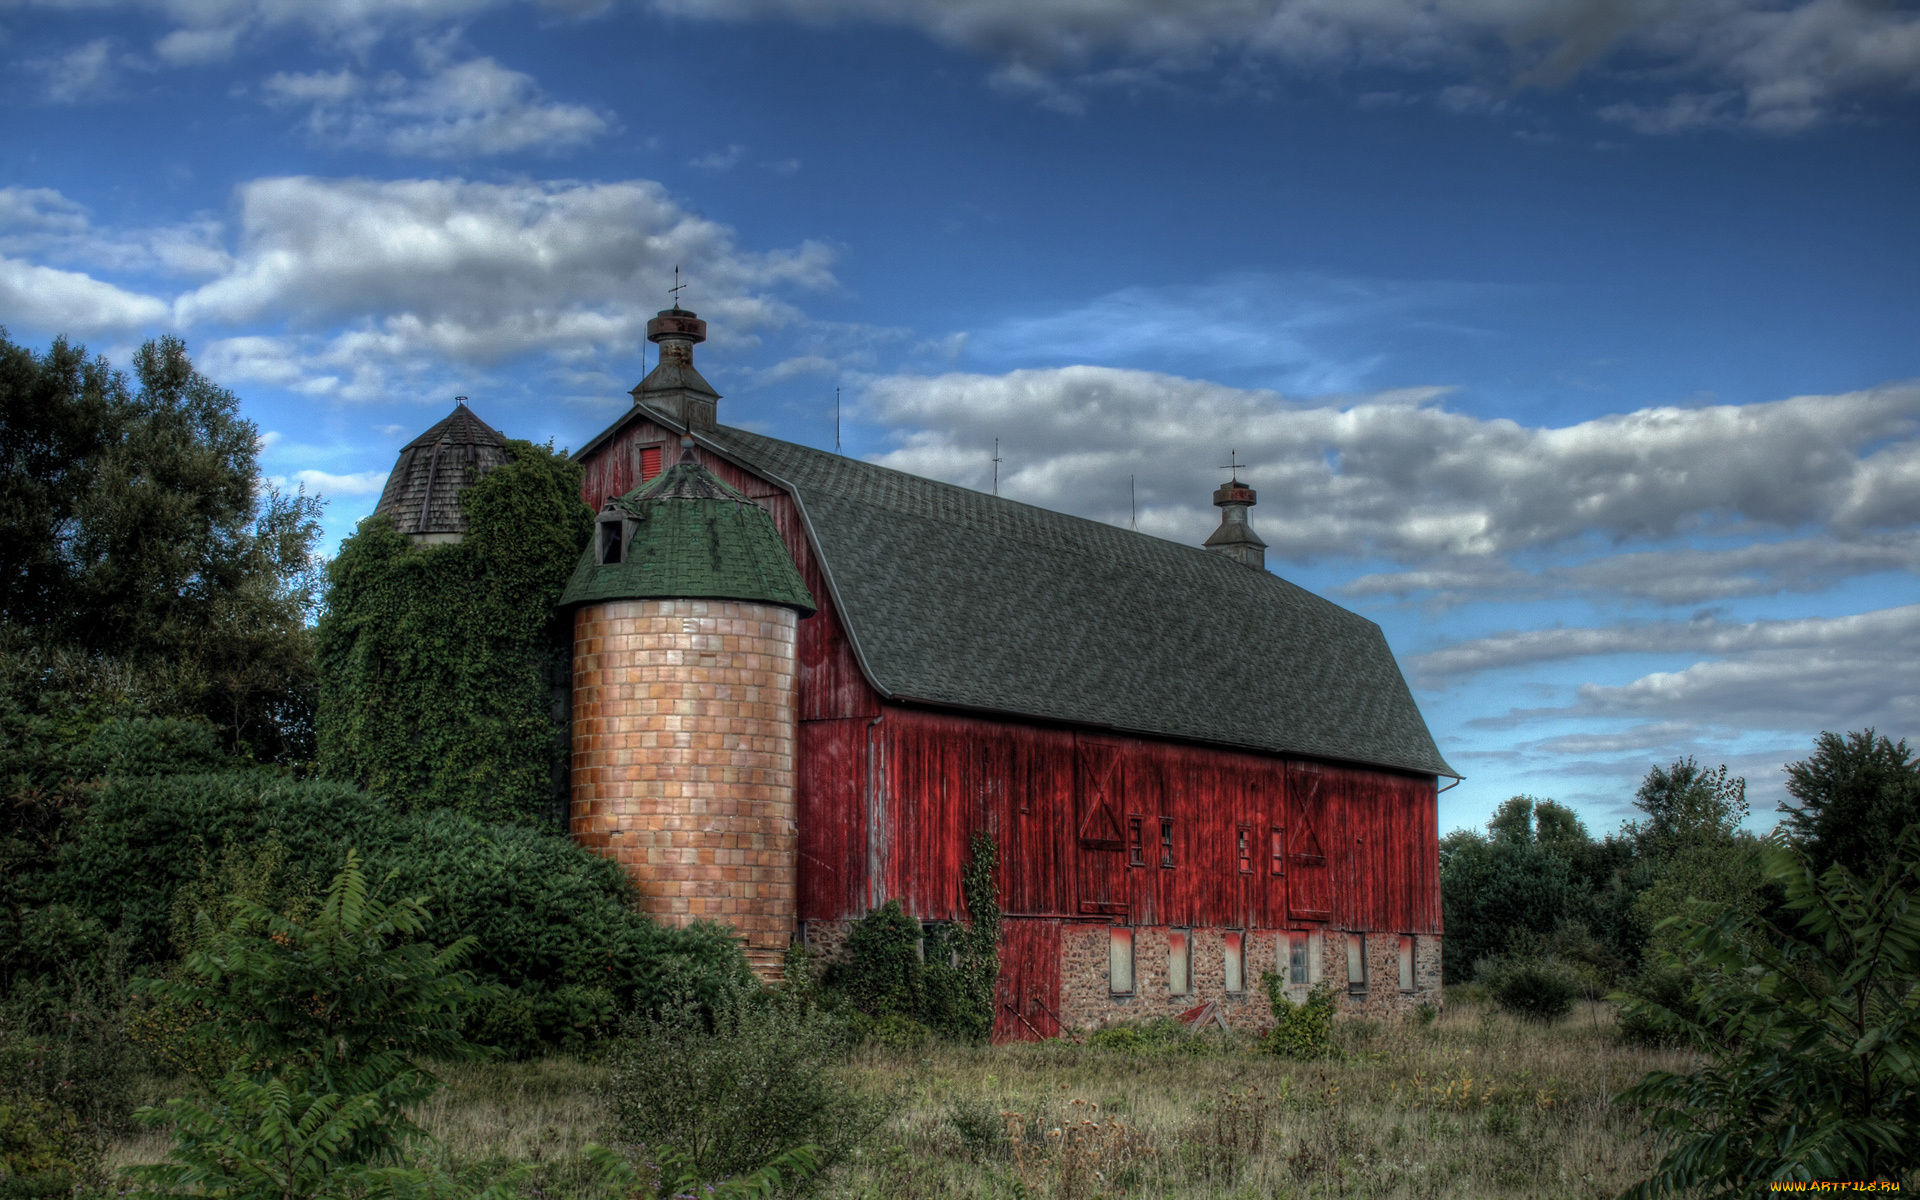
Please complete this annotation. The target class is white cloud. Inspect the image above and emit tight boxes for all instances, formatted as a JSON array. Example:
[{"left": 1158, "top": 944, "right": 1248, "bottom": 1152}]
[
  {"left": 263, "top": 47, "right": 611, "bottom": 158},
  {"left": 1412, "top": 604, "right": 1920, "bottom": 686},
  {"left": 690, "top": 144, "right": 747, "bottom": 170},
  {"left": 1343, "top": 531, "right": 1920, "bottom": 607},
  {"left": 858, "top": 366, "right": 1920, "bottom": 559},
  {"left": 0, "top": 256, "right": 171, "bottom": 333},
  {"left": 651, "top": 0, "right": 1920, "bottom": 132},
  {"left": 32, "top": 38, "right": 120, "bottom": 103},
  {"left": 289, "top": 467, "right": 389, "bottom": 495},
  {"left": 0, "top": 186, "right": 231, "bottom": 278}
]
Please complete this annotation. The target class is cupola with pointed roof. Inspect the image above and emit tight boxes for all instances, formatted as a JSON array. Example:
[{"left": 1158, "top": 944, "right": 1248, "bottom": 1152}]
[
  {"left": 372, "top": 400, "right": 512, "bottom": 544},
  {"left": 629, "top": 306, "right": 720, "bottom": 429}
]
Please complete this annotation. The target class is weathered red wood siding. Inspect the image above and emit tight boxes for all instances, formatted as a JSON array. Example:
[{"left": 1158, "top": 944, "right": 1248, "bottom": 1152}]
[
  {"left": 575, "top": 419, "right": 1441, "bottom": 941},
  {"left": 994, "top": 920, "right": 1064, "bottom": 1042}
]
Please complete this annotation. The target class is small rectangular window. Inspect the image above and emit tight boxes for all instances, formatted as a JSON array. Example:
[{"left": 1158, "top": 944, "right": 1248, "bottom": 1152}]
[
  {"left": 1347, "top": 933, "right": 1367, "bottom": 994},
  {"left": 597, "top": 517, "right": 625, "bottom": 565},
  {"left": 1223, "top": 931, "right": 1244, "bottom": 993},
  {"left": 1399, "top": 935, "right": 1415, "bottom": 992},
  {"left": 1236, "top": 825, "right": 1252, "bottom": 873},
  {"left": 1288, "top": 932, "right": 1310, "bottom": 986},
  {"left": 1167, "top": 929, "right": 1190, "bottom": 995},
  {"left": 1109, "top": 927, "right": 1134, "bottom": 994},
  {"left": 1127, "top": 817, "right": 1143, "bottom": 867},
  {"left": 638, "top": 444, "right": 664, "bottom": 482},
  {"left": 1270, "top": 827, "right": 1285, "bottom": 876},
  {"left": 1160, "top": 818, "right": 1175, "bottom": 868}
]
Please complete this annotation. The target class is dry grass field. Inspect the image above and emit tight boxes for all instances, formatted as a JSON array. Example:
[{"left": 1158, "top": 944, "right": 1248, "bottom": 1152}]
[{"left": 109, "top": 995, "right": 1698, "bottom": 1199}]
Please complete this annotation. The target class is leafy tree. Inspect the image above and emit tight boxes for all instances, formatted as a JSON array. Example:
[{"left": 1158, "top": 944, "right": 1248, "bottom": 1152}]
[
  {"left": 1629, "top": 757, "right": 1747, "bottom": 861},
  {"left": 1782, "top": 729, "right": 1920, "bottom": 877},
  {"left": 315, "top": 439, "right": 589, "bottom": 826},
  {"left": 0, "top": 330, "right": 322, "bottom": 763},
  {"left": 1438, "top": 816, "right": 1583, "bottom": 983},
  {"left": 1618, "top": 833, "right": 1920, "bottom": 1195}
]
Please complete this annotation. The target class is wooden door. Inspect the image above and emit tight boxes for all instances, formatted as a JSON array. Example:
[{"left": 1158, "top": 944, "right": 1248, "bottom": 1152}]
[
  {"left": 993, "top": 919, "right": 1062, "bottom": 1042},
  {"left": 1075, "top": 737, "right": 1128, "bottom": 917},
  {"left": 1287, "top": 764, "right": 1332, "bottom": 922}
]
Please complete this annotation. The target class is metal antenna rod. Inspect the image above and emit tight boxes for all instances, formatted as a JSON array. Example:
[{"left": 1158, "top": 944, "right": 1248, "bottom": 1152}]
[
  {"left": 1130, "top": 474, "right": 1137, "bottom": 531},
  {"left": 835, "top": 387, "right": 841, "bottom": 454},
  {"left": 992, "top": 438, "right": 1002, "bottom": 497}
]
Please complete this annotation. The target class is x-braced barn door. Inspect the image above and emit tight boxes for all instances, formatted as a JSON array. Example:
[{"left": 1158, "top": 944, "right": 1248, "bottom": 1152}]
[
  {"left": 1075, "top": 736, "right": 1128, "bottom": 918},
  {"left": 994, "top": 920, "right": 1062, "bottom": 1042},
  {"left": 1287, "top": 764, "right": 1332, "bottom": 923}
]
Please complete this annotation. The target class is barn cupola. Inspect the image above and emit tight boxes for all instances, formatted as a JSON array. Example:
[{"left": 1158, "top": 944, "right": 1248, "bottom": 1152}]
[
  {"left": 630, "top": 306, "right": 720, "bottom": 430},
  {"left": 371, "top": 399, "right": 512, "bottom": 545},
  {"left": 1203, "top": 472, "right": 1267, "bottom": 570}
]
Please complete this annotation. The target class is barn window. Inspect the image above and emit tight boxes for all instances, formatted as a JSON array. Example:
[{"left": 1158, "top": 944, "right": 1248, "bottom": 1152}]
[
  {"left": 1127, "top": 817, "right": 1143, "bottom": 866},
  {"left": 638, "top": 443, "right": 664, "bottom": 482},
  {"left": 1270, "top": 827, "right": 1285, "bottom": 876},
  {"left": 1398, "top": 936, "right": 1415, "bottom": 992},
  {"left": 1223, "top": 931, "right": 1244, "bottom": 993},
  {"left": 1160, "top": 818, "right": 1175, "bottom": 868},
  {"left": 1109, "top": 927, "right": 1134, "bottom": 994},
  {"left": 1347, "top": 934, "right": 1368, "bottom": 994},
  {"left": 1288, "top": 932, "right": 1311, "bottom": 986},
  {"left": 1167, "top": 929, "right": 1190, "bottom": 995},
  {"left": 1236, "top": 825, "right": 1252, "bottom": 873}
]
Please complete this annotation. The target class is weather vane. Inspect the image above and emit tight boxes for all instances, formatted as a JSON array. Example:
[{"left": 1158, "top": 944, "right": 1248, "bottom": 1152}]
[
  {"left": 1219, "top": 449, "right": 1245, "bottom": 481},
  {"left": 668, "top": 265, "right": 686, "bottom": 308}
]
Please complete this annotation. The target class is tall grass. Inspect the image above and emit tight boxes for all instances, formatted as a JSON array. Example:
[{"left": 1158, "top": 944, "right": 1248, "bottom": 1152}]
[{"left": 109, "top": 994, "right": 1695, "bottom": 1198}]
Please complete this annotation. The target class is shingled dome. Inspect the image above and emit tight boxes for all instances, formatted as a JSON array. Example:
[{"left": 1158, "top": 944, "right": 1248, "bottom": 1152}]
[
  {"left": 373, "top": 403, "right": 512, "bottom": 544},
  {"left": 559, "top": 453, "right": 815, "bottom": 614}
]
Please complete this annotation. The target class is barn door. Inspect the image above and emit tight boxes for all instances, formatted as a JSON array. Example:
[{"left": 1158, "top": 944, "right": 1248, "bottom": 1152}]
[
  {"left": 1287, "top": 764, "right": 1332, "bottom": 922},
  {"left": 994, "top": 920, "right": 1062, "bottom": 1042},
  {"left": 1075, "top": 737, "right": 1128, "bottom": 917}
]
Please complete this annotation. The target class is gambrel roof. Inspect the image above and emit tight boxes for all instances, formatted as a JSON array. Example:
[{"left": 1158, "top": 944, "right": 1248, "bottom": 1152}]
[{"left": 576, "top": 405, "right": 1456, "bottom": 779}]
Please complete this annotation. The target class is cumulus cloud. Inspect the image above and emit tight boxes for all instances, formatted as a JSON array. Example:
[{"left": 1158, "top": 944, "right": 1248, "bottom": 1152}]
[
  {"left": 281, "top": 467, "right": 390, "bottom": 495},
  {"left": 858, "top": 366, "right": 1920, "bottom": 560},
  {"left": 31, "top": 38, "right": 121, "bottom": 103},
  {"left": 652, "top": 0, "right": 1920, "bottom": 131},
  {"left": 263, "top": 46, "right": 611, "bottom": 158},
  {"left": 1343, "top": 530, "right": 1920, "bottom": 607},
  {"left": 0, "top": 186, "right": 231, "bottom": 278},
  {"left": 0, "top": 257, "right": 171, "bottom": 334}
]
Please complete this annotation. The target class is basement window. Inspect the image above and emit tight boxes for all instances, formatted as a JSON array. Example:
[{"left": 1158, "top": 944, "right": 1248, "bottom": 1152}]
[
  {"left": 1160, "top": 818, "right": 1175, "bottom": 868},
  {"left": 1223, "top": 931, "right": 1244, "bottom": 994},
  {"left": 1127, "top": 817, "right": 1144, "bottom": 867},
  {"left": 1237, "top": 825, "right": 1253, "bottom": 873},
  {"left": 1399, "top": 936, "right": 1416, "bottom": 993},
  {"left": 1347, "top": 934, "right": 1368, "bottom": 995},
  {"left": 1109, "top": 927, "right": 1134, "bottom": 995},
  {"left": 1167, "top": 929, "right": 1190, "bottom": 995},
  {"left": 1288, "top": 932, "right": 1311, "bottom": 986}
]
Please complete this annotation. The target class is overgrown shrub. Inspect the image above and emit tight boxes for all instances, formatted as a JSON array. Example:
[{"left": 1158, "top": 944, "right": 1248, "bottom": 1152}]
[
  {"left": 825, "top": 833, "right": 1000, "bottom": 1042},
  {"left": 1620, "top": 832, "right": 1920, "bottom": 1193},
  {"left": 1477, "top": 956, "right": 1580, "bottom": 1024},
  {"left": 604, "top": 987, "right": 888, "bottom": 1188},
  {"left": 1259, "top": 976, "right": 1338, "bottom": 1059},
  {"left": 1613, "top": 960, "right": 1699, "bottom": 1047},
  {"left": 1086, "top": 1017, "right": 1219, "bottom": 1056}
]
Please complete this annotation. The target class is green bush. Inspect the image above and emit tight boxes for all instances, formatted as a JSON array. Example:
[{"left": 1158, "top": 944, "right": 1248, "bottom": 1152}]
[
  {"left": 1477, "top": 956, "right": 1580, "bottom": 1024},
  {"left": 1620, "top": 832, "right": 1920, "bottom": 1193},
  {"left": 51, "top": 771, "right": 750, "bottom": 1056},
  {"left": 604, "top": 987, "right": 888, "bottom": 1188},
  {"left": 1259, "top": 975, "right": 1338, "bottom": 1059},
  {"left": 1086, "top": 1016, "right": 1215, "bottom": 1056},
  {"left": 1613, "top": 960, "right": 1699, "bottom": 1047}
]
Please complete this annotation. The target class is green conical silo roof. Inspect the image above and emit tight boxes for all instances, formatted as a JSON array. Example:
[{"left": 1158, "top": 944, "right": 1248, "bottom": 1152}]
[{"left": 559, "top": 455, "right": 815, "bottom": 614}]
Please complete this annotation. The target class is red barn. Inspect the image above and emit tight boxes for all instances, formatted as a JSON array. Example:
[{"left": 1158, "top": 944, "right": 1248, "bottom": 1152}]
[{"left": 567, "top": 306, "right": 1456, "bottom": 1037}]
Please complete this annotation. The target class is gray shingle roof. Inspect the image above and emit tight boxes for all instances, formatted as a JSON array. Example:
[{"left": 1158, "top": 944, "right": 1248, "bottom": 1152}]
[
  {"left": 373, "top": 404, "right": 512, "bottom": 538},
  {"left": 667, "top": 419, "right": 1454, "bottom": 779}
]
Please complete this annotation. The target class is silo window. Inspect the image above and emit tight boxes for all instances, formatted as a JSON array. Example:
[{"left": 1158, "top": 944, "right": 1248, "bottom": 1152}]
[{"left": 597, "top": 515, "right": 627, "bottom": 565}]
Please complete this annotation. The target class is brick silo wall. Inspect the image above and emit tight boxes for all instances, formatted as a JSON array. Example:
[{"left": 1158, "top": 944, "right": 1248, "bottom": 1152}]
[{"left": 570, "top": 598, "right": 799, "bottom": 978}]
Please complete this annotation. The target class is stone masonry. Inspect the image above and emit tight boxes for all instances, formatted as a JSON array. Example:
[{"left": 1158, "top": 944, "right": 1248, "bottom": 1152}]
[{"left": 571, "top": 598, "right": 799, "bottom": 979}]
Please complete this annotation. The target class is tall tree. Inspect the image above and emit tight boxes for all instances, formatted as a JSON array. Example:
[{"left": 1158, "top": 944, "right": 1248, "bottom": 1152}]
[
  {"left": 1782, "top": 730, "right": 1920, "bottom": 877},
  {"left": 0, "top": 330, "right": 321, "bottom": 761}
]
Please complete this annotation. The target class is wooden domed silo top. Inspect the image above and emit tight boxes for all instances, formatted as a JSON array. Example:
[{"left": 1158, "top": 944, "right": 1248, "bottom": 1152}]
[{"left": 372, "top": 402, "right": 513, "bottom": 543}]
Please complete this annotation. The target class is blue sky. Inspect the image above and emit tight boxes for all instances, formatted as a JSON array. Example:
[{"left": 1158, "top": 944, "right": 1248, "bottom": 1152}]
[{"left": 3, "top": 0, "right": 1916, "bottom": 837}]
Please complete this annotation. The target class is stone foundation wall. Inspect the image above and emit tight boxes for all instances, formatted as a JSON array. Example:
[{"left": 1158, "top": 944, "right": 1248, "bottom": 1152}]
[
  {"left": 571, "top": 599, "right": 799, "bottom": 978},
  {"left": 800, "top": 918, "right": 855, "bottom": 967}
]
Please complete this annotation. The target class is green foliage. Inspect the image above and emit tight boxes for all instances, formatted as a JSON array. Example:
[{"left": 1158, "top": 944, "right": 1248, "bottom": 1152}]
[
  {"left": 1438, "top": 822, "right": 1583, "bottom": 985},
  {"left": 1613, "top": 960, "right": 1698, "bottom": 1047},
  {"left": 1259, "top": 975, "right": 1338, "bottom": 1059},
  {"left": 1086, "top": 1017, "right": 1217, "bottom": 1056},
  {"left": 587, "top": 1141, "right": 823, "bottom": 1200},
  {"left": 48, "top": 772, "right": 748, "bottom": 1056},
  {"left": 1630, "top": 758, "right": 1748, "bottom": 861},
  {"left": 828, "top": 833, "right": 1000, "bottom": 1043},
  {"left": 1475, "top": 956, "right": 1579, "bottom": 1023},
  {"left": 315, "top": 439, "right": 589, "bottom": 827},
  {"left": 123, "top": 855, "right": 519, "bottom": 1200},
  {"left": 1782, "top": 729, "right": 1920, "bottom": 878},
  {"left": 604, "top": 987, "right": 887, "bottom": 1189},
  {"left": 1618, "top": 832, "right": 1920, "bottom": 1195},
  {"left": 0, "top": 330, "right": 322, "bottom": 765}
]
